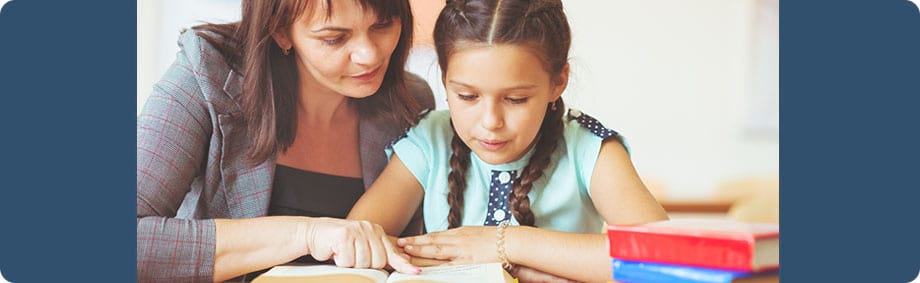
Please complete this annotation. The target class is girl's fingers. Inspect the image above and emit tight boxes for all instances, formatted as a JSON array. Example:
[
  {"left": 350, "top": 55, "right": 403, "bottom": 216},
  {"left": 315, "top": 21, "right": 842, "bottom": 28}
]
[
  {"left": 398, "top": 234, "right": 437, "bottom": 246},
  {"left": 396, "top": 237, "right": 414, "bottom": 247},
  {"left": 383, "top": 237, "right": 421, "bottom": 274},
  {"left": 403, "top": 244, "right": 455, "bottom": 260}
]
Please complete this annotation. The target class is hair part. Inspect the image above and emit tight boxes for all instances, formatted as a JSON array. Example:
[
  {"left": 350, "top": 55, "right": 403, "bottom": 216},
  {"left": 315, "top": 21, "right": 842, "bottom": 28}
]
[
  {"left": 486, "top": 0, "right": 505, "bottom": 44},
  {"left": 437, "top": 0, "right": 571, "bottom": 228},
  {"left": 193, "top": 0, "right": 420, "bottom": 165}
]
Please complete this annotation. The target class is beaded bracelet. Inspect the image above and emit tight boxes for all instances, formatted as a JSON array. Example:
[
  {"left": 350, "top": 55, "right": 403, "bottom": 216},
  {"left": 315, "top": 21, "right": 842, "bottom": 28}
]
[{"left": 496, "top": 220, "right": 514, "bottom": 271}]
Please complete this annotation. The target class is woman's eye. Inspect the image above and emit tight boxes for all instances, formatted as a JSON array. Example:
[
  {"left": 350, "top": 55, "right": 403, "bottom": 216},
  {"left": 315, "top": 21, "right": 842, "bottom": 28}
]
[
  {"left": 322, "top": 36, "right": 345, "bottom": 46},
  {"left": 372, "top": 18, "right": 394, "bottom": 29}
]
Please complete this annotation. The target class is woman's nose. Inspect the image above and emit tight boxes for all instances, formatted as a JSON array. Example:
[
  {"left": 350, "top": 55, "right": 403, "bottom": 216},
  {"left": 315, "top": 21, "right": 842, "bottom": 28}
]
[{"left": 350, "top": 37, "right": 381, "bottom": 66}]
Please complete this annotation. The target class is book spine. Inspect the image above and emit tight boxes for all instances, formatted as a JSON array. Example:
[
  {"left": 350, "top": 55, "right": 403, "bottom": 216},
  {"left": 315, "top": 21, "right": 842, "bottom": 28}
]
[
  {"left": 612, "top": 259, "right": 747, "bottom": 283},
  {"left": 608, "top": 231, "right": 755, "bottom": 271}
]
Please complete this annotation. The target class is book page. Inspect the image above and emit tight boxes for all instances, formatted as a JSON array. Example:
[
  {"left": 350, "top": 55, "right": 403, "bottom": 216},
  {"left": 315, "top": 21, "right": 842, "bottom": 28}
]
[
  {"left": 253, "top": 265, "right": 390, "bottom": 283},
  {"left": 386, "top": 263, "right": 512, "bottom": 283}
]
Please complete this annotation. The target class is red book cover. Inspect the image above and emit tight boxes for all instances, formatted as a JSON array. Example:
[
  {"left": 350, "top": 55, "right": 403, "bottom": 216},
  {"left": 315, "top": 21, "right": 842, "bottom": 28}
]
[{"left": 607, "top": 219, "right": 779, "bottom": 272}]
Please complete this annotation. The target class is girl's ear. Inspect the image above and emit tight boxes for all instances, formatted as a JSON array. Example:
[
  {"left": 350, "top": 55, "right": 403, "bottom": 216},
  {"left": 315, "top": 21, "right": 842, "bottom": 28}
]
[
  {"left": 272, "top": 29, "right": 293, "bottom": 51},
  {"left": 550, "top": 63, "right": 570, "bottom": 101}
]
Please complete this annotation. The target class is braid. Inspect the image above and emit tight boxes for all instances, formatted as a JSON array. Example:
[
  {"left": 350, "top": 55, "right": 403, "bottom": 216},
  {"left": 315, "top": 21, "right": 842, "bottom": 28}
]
[
  {"left": 509, "top": 99, "right": 566, "bottom": 226},
  {"left": 447, "top": 124, "right": 472, "bottom": 228}
]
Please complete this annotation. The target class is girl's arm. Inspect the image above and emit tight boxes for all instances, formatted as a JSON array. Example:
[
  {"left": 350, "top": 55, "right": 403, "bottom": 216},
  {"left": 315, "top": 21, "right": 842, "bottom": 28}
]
[
  {"left": 351, "top": 155, "right": 577, "bottom": 282},
  {"left": 511, "top": 139, "right": 667, "bottom": 281},
  {"left": 348, "top": 154, "right": 426, "bottom": 235},
  {"left": 588, "top": 139, "right": 669, "bottom": 225},
  {"left": 399, "top": 139, "right": 668, "bottom": 282}
]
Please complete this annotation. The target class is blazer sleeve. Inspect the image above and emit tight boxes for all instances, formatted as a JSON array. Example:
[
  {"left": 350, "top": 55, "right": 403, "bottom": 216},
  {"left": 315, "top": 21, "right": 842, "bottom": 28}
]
[{"left": 136, "top": 31, "right": 216, "bottom": 282}]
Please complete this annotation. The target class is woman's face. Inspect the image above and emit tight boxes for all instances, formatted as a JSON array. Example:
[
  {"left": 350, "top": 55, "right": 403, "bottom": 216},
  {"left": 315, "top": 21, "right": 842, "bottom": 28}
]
[{"left": 279, "top": 0, "right": 402, "bottom": 98}]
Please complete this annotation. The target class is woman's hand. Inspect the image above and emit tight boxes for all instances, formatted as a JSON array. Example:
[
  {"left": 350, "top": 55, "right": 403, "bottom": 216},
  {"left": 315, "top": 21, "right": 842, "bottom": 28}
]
[
  {"left": 397, "top": 226, "right": 500, "bottom": 265},
  {"left": 305, "top": 218, "right": 420, "bottom": 274}
]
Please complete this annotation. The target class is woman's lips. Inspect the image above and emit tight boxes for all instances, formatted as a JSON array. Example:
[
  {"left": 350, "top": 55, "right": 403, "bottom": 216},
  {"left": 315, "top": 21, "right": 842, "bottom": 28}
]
[{"left": 352, "top": 67, "right": 380, "bottom": 81}]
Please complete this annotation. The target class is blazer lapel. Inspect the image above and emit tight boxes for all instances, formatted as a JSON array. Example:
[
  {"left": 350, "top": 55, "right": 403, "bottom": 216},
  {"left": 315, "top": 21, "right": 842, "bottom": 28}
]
[
  {"left": 358, "top": 114, "right": 399, "bottom": 190},
  {"left": 219, "top": 69, "right": 274, "bottom": 219}
]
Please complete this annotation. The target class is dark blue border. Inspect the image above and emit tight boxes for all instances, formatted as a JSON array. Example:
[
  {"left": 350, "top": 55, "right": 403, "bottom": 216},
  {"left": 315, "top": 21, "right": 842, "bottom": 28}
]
[
  {"left": 0, "top": 0, "right": 136, "bottom": 281},
  {"left": 782, "top": 0, "right": 920, "bottom": 281},
  {"left": 0, "top": 0, "right": 918, "bottom": 282}
]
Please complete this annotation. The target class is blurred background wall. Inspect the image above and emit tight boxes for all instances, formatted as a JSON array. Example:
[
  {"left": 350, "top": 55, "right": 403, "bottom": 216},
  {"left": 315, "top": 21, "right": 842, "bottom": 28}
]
[{"left": 137, "top": 0, "right": 778, "bottom": 218}]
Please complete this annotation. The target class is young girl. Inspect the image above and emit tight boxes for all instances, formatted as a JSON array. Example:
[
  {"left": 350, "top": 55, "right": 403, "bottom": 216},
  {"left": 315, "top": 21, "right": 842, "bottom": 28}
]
[{"left": 349, "top": 0, "right": 668, "bottom": 281}]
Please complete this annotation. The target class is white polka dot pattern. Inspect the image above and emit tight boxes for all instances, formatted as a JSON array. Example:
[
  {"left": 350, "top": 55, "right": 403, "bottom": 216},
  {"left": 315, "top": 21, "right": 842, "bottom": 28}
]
[
  {"left": 484, "top": 169, "right": 517, "bottom": 226},
  {"left": 567, "top": 109, "right": 619, "bottom": 139}
]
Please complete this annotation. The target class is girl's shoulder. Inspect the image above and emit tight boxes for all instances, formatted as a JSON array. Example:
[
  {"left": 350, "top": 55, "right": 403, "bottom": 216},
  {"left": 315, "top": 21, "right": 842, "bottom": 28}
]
[
  {"left": 561, "top": 108, "right": 629, "bottom": 160},
  {"left": 563, "top": 108, "right": 624, "bottom": 143},
  {"left": 415, "top": 109, "right": 450, "bottom": 127},
  {"left": 560, "top": 109, "right": 629, "bottom": 186},
  {"left": 385, "top": 109, "right": 450, "bottom": 152}
]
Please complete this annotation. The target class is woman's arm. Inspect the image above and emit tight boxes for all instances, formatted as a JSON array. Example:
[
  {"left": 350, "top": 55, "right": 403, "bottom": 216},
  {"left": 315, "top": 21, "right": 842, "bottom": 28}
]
[
  {"left": 137, "top": 32, "right": 221, "bottom": 281},
  {"left": 212, "top": 217, "right": 311, "bottom": 281},
  {"left": 398, "top": 139, "right": 667, "bottom": 282},
  {"left": 348, "top": 154, "right": 426, "bottom": 235},
  {"left": 137, "top": 69, "right": 321, "bottom": 281},
  {"left": 214, "top": 217, "right": 417, "bottom": 282}
]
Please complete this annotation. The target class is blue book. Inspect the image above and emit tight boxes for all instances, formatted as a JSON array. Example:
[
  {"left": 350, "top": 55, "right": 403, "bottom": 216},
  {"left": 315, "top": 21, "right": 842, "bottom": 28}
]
[{"left": 612, "top": 259, "right": 778, "bottom": 283}]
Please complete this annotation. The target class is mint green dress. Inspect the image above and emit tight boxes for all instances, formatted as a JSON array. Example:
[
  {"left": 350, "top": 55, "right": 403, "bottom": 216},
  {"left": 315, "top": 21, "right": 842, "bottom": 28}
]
[{"left": 387, "top": 109, "right": 626, "bottom": 233}]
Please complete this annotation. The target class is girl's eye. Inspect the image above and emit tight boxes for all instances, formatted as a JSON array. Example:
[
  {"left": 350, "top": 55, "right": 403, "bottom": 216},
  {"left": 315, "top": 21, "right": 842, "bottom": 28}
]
[
  {"left": 507, "top": 97, "right": 528, "bottom": 104},
  {"left": 457, "top": 93, "right": 477, "bottom": 101},
  {"left": 322, "top": 36, "right": 346, "bottom": 46}
]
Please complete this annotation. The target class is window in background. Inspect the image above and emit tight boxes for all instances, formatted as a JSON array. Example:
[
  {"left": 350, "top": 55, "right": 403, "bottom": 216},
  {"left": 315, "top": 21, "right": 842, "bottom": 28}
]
[
  {"left": 137, "top": 0, "right": 241, "bottom": 115},
  {"left": 744, "top": 0, "right": 779, "bottom": 139}
]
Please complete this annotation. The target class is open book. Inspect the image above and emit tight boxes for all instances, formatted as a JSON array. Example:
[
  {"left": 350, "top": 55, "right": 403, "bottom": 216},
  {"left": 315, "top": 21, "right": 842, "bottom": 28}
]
[{"left": 251, "top": 262, "right": 515, "bottom": 283}]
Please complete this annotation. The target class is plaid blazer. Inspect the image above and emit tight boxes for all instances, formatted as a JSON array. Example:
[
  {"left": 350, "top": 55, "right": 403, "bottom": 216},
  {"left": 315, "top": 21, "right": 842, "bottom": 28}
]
[{"left": 137, "top": 30, "right": 434, "bottom": 282}]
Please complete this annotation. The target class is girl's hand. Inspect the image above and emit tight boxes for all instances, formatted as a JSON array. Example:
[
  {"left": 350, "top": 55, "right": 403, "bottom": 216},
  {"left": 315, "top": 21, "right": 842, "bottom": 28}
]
[
  {"left": 397, "top": 226, "right": 500, "bottom": 265},
  {"left": 305, "top": 218, "right": 420, "bottom": 274}
]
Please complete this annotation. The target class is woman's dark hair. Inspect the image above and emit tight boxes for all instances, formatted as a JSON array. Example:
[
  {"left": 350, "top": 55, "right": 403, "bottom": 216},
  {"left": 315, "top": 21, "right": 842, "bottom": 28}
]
[
  {"left": 194, "top": 0, "right": 420, "bottom": 164},
  {"left": 435, "top": 0, "right": 571, "bottom": 228}
]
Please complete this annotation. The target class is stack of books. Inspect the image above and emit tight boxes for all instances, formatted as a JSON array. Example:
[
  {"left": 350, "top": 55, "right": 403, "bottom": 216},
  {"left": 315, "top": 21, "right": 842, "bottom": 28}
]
[{"left": 607, "top": 219, "right": 779, "bottom": 283}]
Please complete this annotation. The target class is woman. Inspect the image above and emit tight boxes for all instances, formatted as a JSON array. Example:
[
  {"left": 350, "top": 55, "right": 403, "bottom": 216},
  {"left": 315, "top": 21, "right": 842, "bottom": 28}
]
[{"left": 136, "top": 0, "right": 433, "bottom": 281}]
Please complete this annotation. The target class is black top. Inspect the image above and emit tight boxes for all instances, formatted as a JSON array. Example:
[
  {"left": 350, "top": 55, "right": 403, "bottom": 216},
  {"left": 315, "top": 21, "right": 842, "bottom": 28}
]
[
  {"left": 269, "top": 164, "right": 365, "bottom": 218},
  {"left": 266, "top": 164, "right": 365, "bottom": 266}
]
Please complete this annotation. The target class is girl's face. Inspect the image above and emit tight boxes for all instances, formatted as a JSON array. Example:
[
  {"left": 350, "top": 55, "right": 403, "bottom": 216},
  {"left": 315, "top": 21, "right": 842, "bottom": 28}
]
[
  {"left": 276, "top": 0, "right": 402, "bottom": 98},
  {"left": 445, "top": 44, "right": 566, "bottom": 165}
]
